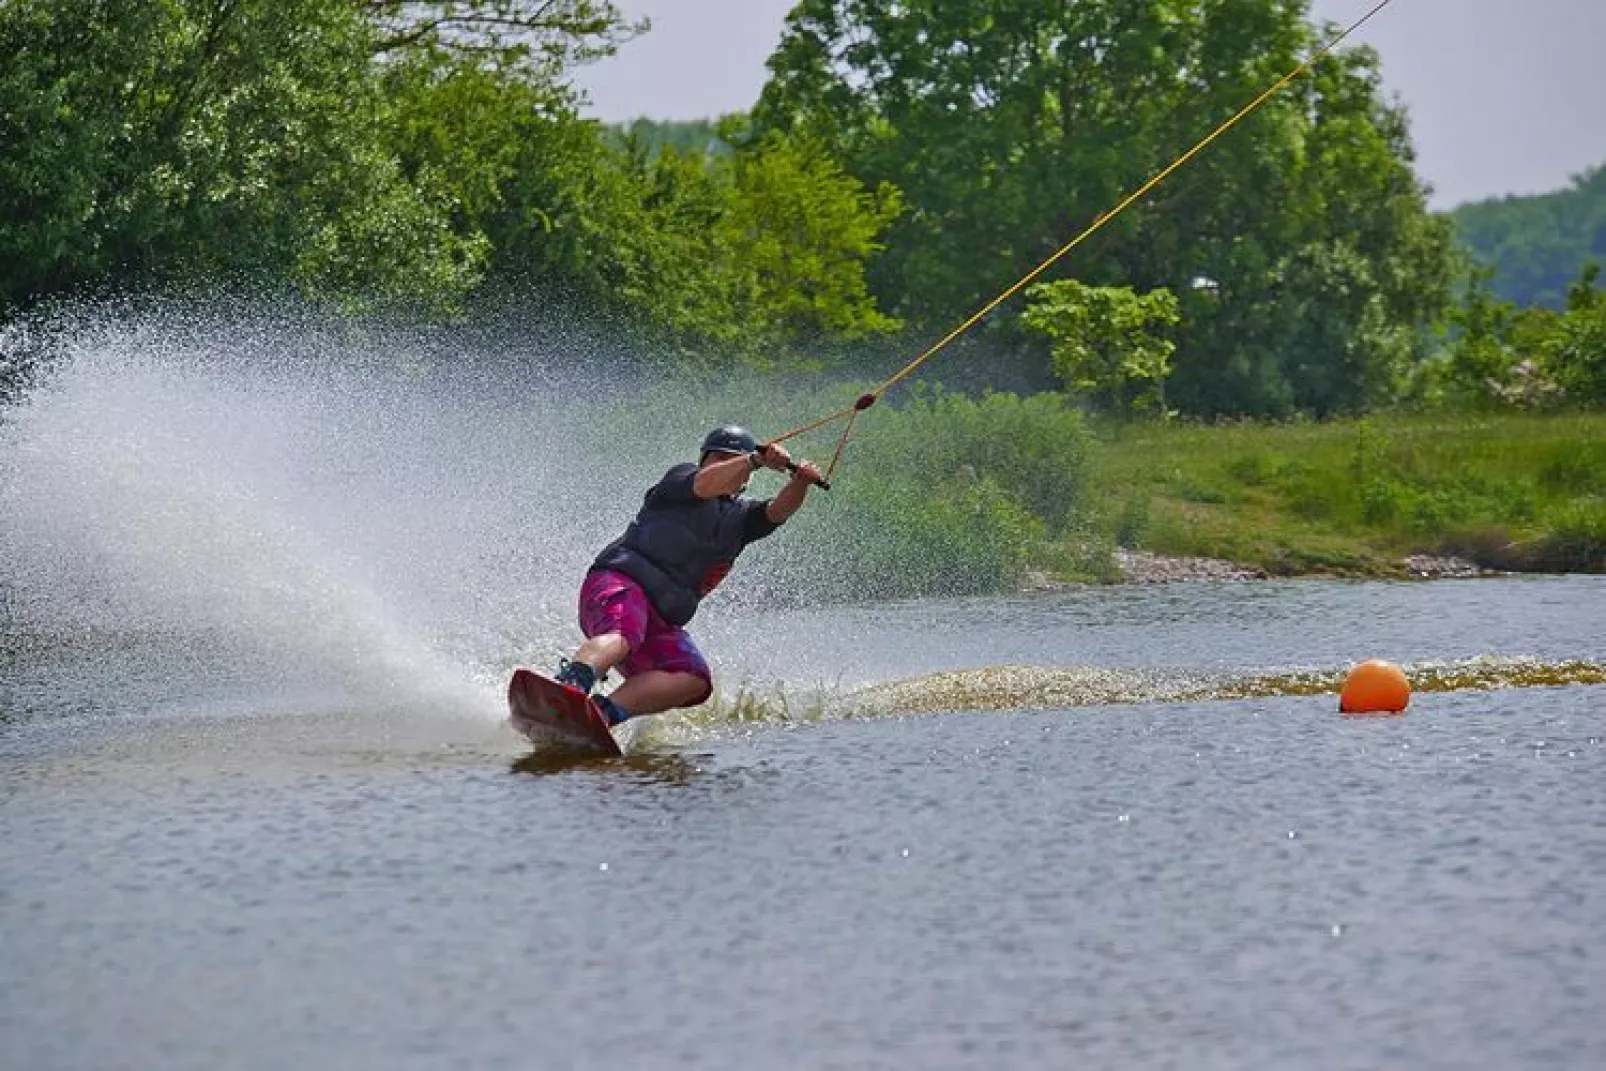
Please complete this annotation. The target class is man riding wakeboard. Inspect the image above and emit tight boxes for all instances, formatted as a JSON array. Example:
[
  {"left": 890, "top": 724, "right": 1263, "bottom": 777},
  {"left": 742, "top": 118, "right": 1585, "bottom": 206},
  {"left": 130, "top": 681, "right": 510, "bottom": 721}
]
[{"left": 552, "top": 426, "right": 824, "bottom": 723}]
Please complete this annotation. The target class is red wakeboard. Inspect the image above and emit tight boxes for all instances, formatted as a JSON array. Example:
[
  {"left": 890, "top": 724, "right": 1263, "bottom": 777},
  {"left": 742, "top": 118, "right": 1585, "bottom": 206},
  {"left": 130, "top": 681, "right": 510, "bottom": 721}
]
[{"left": 507, "top": 668, "right": 623, "bottom": 756}]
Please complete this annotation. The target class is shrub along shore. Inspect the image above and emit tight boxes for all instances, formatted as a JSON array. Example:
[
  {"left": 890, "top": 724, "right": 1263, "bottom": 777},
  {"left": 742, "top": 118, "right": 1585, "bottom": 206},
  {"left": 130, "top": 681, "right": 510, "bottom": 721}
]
[{"left": 743, "top": 391, "right": 1603, "bottom": 600}]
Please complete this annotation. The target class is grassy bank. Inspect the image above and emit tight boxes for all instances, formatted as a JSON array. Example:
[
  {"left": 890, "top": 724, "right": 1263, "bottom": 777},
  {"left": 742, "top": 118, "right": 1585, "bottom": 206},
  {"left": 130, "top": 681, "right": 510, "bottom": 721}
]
[
  {"left": 1085, "top": 413, "right": 1606, "bottom": 577},
  {"left": 594, "top": 379, "right": 1603, "bottom": 590}
]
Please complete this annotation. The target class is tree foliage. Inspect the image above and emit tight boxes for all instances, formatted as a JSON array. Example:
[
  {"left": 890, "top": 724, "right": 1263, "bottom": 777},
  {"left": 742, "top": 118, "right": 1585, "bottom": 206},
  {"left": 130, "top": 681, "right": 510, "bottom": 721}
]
[
  {"left": 0, "top": 0, "right": 898, "bottom": 358},
  {"left": 753, "top": 0, "right": 1457, "bottom": 417},
  {"left": 0, "top": 0, "right": 540, "bottom": 311},
  {"left": 1545, "top": 262, "right": 1606, "bottom": 405},
  {"left": 722, "top": 136, "right": 904, "bottom": 350},
  {"left": 16, "top": 0, "right": 1585, "bottom": 420},
  {"left": 1421, "top": 262, "right": 1605, "bottom": 411},
  {"left": 363, "top": 0, "right": 644, "bottom": 73},
  {"left": 1021, "top": 280, "right": 1179, "bottom": 414},
  {"left": 481, "top": 128, "right": 902, "bottom": 364}
]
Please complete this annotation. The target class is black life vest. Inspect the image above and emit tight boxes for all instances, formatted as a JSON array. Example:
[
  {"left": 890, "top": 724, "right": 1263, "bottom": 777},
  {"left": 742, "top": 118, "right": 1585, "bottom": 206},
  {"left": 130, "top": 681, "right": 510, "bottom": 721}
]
[{"left": 591, "top": 463, "right": 777, "bottom": 626}]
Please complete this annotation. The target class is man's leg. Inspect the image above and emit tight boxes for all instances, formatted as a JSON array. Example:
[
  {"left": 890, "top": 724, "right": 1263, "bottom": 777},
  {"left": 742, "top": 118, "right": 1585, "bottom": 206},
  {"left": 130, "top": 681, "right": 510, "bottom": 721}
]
[
  {"left": 606, "top": 622, "right": 713, "bottom": 719},
  {"left": 569, "top": 633, "right": 630, "bottom": 678},
  {"left": 557, "top": 572, "right": 648, "bottom": 694},
  {"left": 561, "top": 571, "right": 713, "bottom": 722},
  {"left": 609, "top": 670, "right": 709, "bottom": 716}
]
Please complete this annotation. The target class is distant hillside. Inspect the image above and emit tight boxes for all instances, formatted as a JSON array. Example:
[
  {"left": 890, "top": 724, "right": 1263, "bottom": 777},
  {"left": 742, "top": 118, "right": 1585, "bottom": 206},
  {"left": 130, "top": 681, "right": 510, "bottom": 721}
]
[{"left": 1451, "top": 166, "right": 1606, "bottom": 308}]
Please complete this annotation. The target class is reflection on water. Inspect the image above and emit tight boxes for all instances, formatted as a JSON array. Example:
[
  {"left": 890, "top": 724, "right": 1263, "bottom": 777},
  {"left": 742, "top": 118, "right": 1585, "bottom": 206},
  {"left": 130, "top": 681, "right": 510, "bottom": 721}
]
[{"left": 510, "top": 748, "right": 713, "bottom": 784}]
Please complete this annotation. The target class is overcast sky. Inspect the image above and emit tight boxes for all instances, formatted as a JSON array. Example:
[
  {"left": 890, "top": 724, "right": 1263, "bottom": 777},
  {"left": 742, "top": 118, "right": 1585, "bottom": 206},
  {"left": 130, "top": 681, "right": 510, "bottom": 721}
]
[{"left": 574, "top": 0, "right": 1606, "bottom": 209}]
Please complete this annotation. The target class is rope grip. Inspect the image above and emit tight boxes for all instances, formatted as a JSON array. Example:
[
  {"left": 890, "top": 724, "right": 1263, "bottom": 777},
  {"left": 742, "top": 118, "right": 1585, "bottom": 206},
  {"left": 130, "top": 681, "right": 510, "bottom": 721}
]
[{"left": 756, "top": 443, "right": 832, "bottom": 491}]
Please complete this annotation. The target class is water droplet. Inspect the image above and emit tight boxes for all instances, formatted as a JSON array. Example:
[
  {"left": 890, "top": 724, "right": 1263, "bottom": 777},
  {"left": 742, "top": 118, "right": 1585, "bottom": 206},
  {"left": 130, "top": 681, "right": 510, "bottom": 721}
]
[
  {"left": 1331, "top": 924, "right": 1344, "bottom": 937},
  {"left": 1118, "top": 814, "right": 1130, "bottom": 823},
  {"left": 598, "top": 863, "right": 609, "bottom": 872},
  {"left": 900, "top": 848, "right": 910, "bottom": 858},
  {"left": 1287, "top": 830, "right": 1297, "bottom": 839}
]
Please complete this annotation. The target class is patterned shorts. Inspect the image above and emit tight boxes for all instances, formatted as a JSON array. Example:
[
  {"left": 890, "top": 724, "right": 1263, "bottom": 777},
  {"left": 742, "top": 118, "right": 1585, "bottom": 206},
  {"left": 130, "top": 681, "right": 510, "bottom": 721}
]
[{"left": 578, "top": 569, "right": 713, "bottom": 704}]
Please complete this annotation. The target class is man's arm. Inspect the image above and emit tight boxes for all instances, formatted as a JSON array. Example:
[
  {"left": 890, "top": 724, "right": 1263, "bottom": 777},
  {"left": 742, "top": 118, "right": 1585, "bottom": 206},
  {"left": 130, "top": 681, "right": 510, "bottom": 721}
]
[
  {"left": 762, "top": 445, "right": 822, "bottom": 524},
  {"left": 691, "top": 452, "right": 759, "bottom": 499}
]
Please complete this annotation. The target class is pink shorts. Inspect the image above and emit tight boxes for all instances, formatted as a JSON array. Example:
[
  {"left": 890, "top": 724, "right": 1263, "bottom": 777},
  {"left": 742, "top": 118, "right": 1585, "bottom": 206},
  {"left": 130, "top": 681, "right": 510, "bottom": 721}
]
[{"left": 578, "top": 569, "right": 713, "bottom": 705}]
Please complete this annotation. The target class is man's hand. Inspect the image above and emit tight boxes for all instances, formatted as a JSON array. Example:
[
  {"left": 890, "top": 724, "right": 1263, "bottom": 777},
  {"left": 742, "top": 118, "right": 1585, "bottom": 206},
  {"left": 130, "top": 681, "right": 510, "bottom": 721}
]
[
  {"left": 757, "top": 443, "right": 792, "bottom": 472},
  {"left": 789, "top": 459, "right": 823, "bottom": 486},
  {"left": 763, "top": 450, "right": 822, "bottom": 524}
]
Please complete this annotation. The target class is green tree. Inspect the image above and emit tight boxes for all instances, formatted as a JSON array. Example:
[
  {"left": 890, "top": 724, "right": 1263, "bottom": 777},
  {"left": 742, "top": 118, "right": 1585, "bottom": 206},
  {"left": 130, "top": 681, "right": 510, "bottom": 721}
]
[
  {"left": 1545, "top": 262, "right": 1606, "bottom": 405},
  {"left": 1021, "top": 279, "right": 1179, "bottom": 414},
  {"left": 1, "top": 2, "right": 435, "bottom": 309},
  {"left": 485, "top": 128, "right": 901, "bottom": 364},
  {"left": 1433, "top": 269, "right": 1522, "bottom": 408},
  {"left": 720, "top": 134, "right": 904, "bottom": 353},
  {"left": 1414, "top": 263, "right": 1606, "bottom": 412},
  {"left": 0, "top": 0, "right": 636, "bottom": 314},
  {"left": 0, "top": 0, "right": 902, "bottom": 362},
  {"left": 364, "top": 0, "right": 644, "bottom": 76},
  {"left": 754, "top": 0, "right": 1456, "bottom": 417}
]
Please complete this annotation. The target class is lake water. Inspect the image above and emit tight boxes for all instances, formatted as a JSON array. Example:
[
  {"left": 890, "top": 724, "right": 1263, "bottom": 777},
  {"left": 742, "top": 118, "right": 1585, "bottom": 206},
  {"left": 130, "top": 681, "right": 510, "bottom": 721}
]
[
  {"left": 4, "top": 576, "right": 1604, "bottom": 1071},
  {"left": 3, "top": 307, "right": 1603, "bottom": 1068}
]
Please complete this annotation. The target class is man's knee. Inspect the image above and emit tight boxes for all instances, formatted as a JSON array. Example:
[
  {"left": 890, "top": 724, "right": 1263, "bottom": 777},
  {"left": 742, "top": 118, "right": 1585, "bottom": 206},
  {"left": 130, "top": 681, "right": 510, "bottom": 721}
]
[
  {"left": 670, "top": 671, "right": 713, "bottom": 709},
  {"left": 578, "top": 632, "right": 631, "bottom": 665}
]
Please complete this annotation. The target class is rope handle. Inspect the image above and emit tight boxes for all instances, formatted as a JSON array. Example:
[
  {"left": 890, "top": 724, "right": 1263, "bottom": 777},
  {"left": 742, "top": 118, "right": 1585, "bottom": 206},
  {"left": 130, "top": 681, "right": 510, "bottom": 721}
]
[
  {"left": 767, "top": 392, "right": 878, "bottom": 485},
  {"left": 756, "top": 444, "right": 832, "bottom": 491}
]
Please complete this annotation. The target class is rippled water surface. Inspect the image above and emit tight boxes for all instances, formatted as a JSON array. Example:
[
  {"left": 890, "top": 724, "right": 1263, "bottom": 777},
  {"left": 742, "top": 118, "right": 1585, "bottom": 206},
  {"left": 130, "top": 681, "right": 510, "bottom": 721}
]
[
  {"left": 4, "top": 314, "right": 1604, "bottom": 1067},
  {"left": 5, "top": 577, "right": 1605, "bottom": 1071}
]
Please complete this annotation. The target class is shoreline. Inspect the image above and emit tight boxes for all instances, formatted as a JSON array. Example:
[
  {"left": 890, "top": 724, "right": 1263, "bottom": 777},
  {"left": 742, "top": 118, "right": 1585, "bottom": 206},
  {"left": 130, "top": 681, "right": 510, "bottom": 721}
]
[
  {"left": 1022, "top": 549, "right": 1501, "bottom": 590},
  {"left": 1078, "top": 414, "right": 1603, "bottom": 588}
]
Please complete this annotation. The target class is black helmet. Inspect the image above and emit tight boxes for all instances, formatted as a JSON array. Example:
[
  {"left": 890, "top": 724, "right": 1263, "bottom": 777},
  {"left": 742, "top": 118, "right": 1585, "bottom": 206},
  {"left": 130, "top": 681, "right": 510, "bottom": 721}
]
[{"left": 700, "top": 425, "right": 756, "bottom": 456}]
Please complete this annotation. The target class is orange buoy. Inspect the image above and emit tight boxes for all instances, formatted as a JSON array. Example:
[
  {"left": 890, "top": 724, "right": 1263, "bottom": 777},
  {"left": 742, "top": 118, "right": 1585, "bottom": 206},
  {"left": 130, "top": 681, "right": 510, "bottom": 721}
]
[{"left": 1339, "top": 659, "right": 1410, "bottom": 715}]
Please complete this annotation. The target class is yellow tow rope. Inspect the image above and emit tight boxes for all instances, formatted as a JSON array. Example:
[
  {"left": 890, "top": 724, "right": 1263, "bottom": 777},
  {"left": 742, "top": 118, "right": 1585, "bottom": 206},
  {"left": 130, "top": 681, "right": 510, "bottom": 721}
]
[{"left": 767, "top": 0, "right": 1399, "bottom": 484}]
